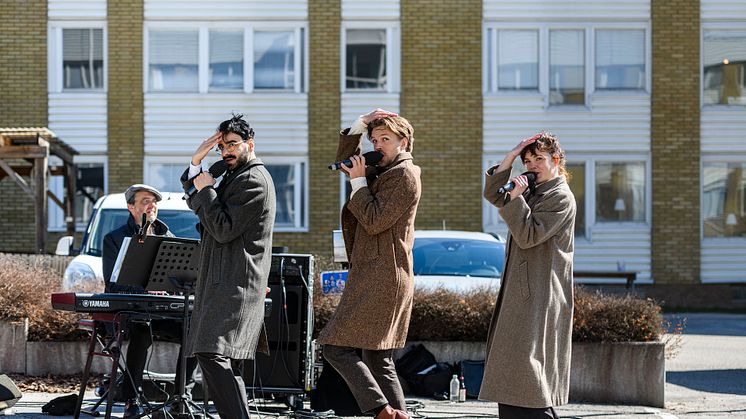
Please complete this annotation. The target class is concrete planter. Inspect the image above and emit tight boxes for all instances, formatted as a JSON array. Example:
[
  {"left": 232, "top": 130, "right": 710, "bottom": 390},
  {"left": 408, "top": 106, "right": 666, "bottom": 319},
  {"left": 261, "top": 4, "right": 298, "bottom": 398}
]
[
  {"left": 570, "top": 341, "right": 665, "bottom": 408},
  {"left": 0, "top": 319, "right": 28, "bottom": 373}
]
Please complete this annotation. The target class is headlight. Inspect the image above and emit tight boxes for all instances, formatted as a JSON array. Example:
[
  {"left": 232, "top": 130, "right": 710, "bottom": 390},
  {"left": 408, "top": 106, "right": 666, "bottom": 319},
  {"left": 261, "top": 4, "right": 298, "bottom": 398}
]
[{"left": 62, "top": 261, "right": 97, "bottom": 291}]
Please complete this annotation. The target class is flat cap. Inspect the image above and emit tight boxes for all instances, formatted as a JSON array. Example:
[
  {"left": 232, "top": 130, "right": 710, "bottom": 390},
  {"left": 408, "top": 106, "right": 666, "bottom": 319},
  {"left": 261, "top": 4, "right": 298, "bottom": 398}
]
[{"left": 124, "top": 184, "right": 163, "bottom": 203}]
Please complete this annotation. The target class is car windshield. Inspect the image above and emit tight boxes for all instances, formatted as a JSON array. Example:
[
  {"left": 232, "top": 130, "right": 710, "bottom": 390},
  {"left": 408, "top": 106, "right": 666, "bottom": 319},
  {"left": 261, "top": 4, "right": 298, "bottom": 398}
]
[
  {"left": 83, "top": 209, "right": 200, "bottom": 257},
  {"left": 412, "top": 238, "right": 503, "bottom": 278}
]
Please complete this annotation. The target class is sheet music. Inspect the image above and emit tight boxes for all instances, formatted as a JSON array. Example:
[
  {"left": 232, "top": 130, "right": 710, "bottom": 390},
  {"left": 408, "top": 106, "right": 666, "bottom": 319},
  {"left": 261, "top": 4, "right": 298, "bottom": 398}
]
[{"left": 110, "top": 237, "right": 131, "bottom": 283}]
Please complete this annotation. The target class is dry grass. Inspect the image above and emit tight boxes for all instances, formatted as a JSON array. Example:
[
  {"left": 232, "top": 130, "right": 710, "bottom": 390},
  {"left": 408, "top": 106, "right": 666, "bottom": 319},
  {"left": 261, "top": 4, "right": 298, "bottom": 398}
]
[{"left": 0, "top": 253, "right": 86, "bottom": 341}]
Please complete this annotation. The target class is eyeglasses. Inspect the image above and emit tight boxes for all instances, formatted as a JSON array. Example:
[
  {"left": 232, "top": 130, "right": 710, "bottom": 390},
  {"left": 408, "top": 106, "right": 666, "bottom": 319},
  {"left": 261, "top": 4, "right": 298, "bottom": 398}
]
[
  {"left": 214, "top": 141, "right": 243, "bottom": 154},
  {"left": 136, "top": 198, "right": 157, "bottom": 206}
]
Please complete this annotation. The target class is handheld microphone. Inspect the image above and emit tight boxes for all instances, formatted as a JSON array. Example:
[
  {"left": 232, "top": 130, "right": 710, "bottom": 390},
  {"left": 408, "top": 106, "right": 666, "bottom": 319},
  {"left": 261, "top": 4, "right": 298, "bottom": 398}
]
[
  {"left": 498, "top": 171, "right": 537, "bottom": 194},
  {"left": 137, "top": 213, "right": 149, "bottom": 243},
  {"left": 184, "top": 160, "right": 229, "bottom": 197},
  {"left": 328, "top": 151, "right": 384, "bottom": 170}
]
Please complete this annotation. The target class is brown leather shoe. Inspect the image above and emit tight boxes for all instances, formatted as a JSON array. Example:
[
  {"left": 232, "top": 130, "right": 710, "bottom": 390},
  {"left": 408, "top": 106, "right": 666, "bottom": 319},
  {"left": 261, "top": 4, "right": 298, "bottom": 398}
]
[{"left": 375, "top": 405, "right": 409, "bottom": 419}]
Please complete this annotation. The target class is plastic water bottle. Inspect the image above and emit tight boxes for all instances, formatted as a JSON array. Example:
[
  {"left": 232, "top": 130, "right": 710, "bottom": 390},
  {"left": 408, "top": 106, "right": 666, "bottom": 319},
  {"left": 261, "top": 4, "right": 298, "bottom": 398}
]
[{"left": 449, "top": 374, "right": 459, "bottom": 403}]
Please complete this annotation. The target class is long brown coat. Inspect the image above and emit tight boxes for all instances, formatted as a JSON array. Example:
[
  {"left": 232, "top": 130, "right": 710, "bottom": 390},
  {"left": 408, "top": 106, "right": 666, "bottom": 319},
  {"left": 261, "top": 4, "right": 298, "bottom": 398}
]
[
  {"left": 479, "top": 166, "right": 575, "bottom": 408},
  {"left": 317, "top": 130, "right": 421, "bottom": 350}
]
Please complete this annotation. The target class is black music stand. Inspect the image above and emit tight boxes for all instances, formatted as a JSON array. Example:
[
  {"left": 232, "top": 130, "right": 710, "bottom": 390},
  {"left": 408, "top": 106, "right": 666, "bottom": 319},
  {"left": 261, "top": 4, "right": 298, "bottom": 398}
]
[{"left": 117, "top": 237, "right": 212, "bottom": 419}]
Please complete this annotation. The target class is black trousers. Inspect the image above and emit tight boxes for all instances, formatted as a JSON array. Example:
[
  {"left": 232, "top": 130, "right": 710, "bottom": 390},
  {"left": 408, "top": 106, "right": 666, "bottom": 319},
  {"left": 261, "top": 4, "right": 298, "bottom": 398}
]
[
  {"left": 498, "top": 403, "right": 559, "bottom": 419},
  {"left": 195, "top": 352, "right": 250, "bottom": 419},
  {"left": 121, "top": 319, "right": 198, "bottom": 401}
]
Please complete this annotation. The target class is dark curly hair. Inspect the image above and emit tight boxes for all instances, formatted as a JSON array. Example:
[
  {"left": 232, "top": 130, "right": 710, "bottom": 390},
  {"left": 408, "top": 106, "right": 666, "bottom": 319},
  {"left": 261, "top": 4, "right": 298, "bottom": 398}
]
[
  {"left": 217, "top": 113, "right": 254, "bottom": 141},
  {"left": 520, "top": 131, "right": 571, "bottom": 182}
]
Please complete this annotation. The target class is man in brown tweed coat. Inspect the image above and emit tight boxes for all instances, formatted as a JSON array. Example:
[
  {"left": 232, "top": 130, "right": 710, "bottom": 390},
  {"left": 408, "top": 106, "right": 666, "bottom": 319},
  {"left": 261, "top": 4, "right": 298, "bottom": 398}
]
[{"left": 318, "top": 108, "right": 421, "bottom": 419}]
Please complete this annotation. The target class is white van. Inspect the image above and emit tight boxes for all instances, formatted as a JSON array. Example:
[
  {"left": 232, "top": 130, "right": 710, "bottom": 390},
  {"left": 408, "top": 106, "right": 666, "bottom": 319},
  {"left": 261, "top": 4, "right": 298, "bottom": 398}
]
[{"left": 55, "top": 192, "right": 199, "bottom": 292}]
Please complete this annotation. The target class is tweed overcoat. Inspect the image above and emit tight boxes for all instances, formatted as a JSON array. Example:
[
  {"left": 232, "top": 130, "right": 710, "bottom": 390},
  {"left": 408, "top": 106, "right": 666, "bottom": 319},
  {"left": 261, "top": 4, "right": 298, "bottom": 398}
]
[
  {"left": 180, "top": 158, "right": 276, "bottom": 360},
  {"left": 479, "top": 166, "right": 575, "bottom": 408},
  {"left": 317, "top": 130, "right": 421, "bottom": 350}
]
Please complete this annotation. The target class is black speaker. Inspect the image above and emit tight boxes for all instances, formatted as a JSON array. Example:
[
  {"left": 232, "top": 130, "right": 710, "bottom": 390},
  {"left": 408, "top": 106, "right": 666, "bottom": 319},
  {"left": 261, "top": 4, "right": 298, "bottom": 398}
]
[
  {"left": 0, "top": 374, "right": 22, "bottom": 411},
  {"left": 245, "top": 254, "right": 314, "bottom": 394}
]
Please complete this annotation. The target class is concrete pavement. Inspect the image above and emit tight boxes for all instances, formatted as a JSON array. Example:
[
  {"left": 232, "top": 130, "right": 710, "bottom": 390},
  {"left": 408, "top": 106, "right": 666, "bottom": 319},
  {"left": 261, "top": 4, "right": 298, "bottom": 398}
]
[{"left": 3, "top": 313, "right": 745, "bottom": 418}]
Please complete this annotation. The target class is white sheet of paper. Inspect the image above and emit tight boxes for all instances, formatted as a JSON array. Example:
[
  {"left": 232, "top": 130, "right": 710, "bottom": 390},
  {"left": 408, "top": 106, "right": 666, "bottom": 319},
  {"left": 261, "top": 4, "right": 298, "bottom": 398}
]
[{"left": 110, "top": 237, "right": 131, "bottom": 283}]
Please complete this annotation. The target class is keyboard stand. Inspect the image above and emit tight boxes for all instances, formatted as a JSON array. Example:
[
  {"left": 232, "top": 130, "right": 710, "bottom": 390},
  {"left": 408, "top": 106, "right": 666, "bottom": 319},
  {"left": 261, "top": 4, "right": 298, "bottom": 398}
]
[{"left": 74, "top": 312, "right": 125, "bottom": 419}]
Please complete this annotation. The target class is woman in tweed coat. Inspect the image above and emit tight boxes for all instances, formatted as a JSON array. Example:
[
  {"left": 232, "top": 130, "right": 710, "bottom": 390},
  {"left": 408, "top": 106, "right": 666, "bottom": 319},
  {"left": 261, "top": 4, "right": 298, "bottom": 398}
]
[
  {"left": 318, "top": 109, "right": 421, "bottom": 419},
  {"left": 480, "top": 133, "right": 576, "bottom": 419}
]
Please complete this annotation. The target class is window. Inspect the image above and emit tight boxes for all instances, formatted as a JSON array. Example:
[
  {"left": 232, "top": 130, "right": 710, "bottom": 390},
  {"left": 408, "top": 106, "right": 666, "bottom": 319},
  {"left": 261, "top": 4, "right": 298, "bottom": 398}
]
[
  {"left": 210, "top": 30, "right": 244, "bottom": 91},
  {"left": 703, "top": 30, "right": 746, "bottom": 106},
  {"left": 595, "top": 162, "right": 646, "bottom": 222},
  {"left": 146, "top": 24, "right": 306, "bottom": 93},
  {"left": 147, "top": 159, "right": 307, "bottom": 231},
  {"left": 703, "top": 162, "right": 746, "bottom": 238},
  {"left": 62, "top": 28, "right": 104, "bottom": 90},
  {"left": 148, "top": 30, "right": 199, "bottom": 92},
  {"left": 254, "top": 31, "right": 295, "bottom": 90},
  {"left": 496, "top": 30, "right": 539, "bottom": 91},
  {"left": 567, "top": 163, "right": 586, "bottom": 238},
  {"left": 485, "top": 24, "right": 648, "bottom": 102},
  {"left": 595, "top": 29, "right": 645, "bottom": 90},
  {"left": 550, "top": 30, "right": 585, "bottom": 105},
  {"left": 346, "top": 29, "right": 386, "bottom": 90}
]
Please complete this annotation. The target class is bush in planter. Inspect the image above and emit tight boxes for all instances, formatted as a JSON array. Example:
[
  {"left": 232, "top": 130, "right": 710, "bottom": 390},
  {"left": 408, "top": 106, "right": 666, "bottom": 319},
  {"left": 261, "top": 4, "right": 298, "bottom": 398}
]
[
  {"left": 314, "top": 279, "right": 667, "bottom": 343},
  {"left": 0, "top": 253, "right": 86, "bottom": 341}
]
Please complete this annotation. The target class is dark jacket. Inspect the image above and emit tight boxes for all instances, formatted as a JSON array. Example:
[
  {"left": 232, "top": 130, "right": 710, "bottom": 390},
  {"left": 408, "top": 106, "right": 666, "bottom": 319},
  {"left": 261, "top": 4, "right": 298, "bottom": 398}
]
[
  {"left": 317, "top": 130, "right": 421, "bottom": 350},
  {"left": 102, "top": 215, "right": 171, "bottom": 293},
  {"left": 180, "top": 158, "right": 276, "bottom": 360}
]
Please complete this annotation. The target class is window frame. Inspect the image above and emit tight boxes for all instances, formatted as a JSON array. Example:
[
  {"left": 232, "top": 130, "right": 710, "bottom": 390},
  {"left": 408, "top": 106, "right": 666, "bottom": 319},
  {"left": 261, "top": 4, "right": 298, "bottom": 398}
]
[
  {"left": 144, "top": 155, "right": 309, "bottom": 232},
  {"left": 143, "top": 21, "right": 308, "bottom": 94},
  {"left": 48, "top": 21, "right": 108, "bottom": 93},
  {"left": 483, "top": 21, "right": 651, "bottom": 107},
  {"left": 701, "top": 154, "right": 746, "bottom": 243},
  {"left": 48, "top": 155, "right": 108, "bottom": 232},
  {"left": 701, "top": 22, "right": 746, "bottom": 108},
  {"left": 481, "top": 154, "right": 651, "bottom": 241},
  {"left": 340, "top": 21, "right": 401, "bottom": 94}
]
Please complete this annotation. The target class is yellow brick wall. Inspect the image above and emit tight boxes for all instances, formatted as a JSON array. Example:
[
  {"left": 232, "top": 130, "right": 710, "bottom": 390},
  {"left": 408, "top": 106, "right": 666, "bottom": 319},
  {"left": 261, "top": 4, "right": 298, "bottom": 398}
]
[
  {"left": 651, "top": 0, "right": 701, "bottom": 283},
  {"left": 0, "top": 0, "right": 48, "bottom": 252},
  {"left": 401, "top": 0, "right": 483, "bottom": 232},
  {"left": 107, "top": 0, "right": 145, "bottom": 192}
]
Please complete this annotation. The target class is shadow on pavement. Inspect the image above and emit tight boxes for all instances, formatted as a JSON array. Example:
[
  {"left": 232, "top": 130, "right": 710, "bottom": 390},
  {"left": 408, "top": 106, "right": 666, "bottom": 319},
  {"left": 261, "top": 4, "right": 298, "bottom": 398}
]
[{"left": 667, "top": 369, "right": 746, "bottom": 395}]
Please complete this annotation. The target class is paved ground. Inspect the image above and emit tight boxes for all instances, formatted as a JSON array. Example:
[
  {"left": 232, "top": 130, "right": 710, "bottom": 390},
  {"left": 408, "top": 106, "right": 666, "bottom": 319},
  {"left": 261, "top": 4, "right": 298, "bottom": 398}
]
[{"left": 3, "top": 313, "right": 745, "bottom": 418}]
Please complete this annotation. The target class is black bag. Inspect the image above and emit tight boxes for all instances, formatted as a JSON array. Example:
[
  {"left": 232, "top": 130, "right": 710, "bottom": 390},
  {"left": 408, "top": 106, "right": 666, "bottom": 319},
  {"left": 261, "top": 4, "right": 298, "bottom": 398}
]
[
  {"left": 460, "top": 359, "right": 485, "bottom": 398},
  {"left": 310, "top": 357, "right": 363, "bottom": 416},
  {"left": 41, "top": 393, "right": 78, "bottom": 416},
  {"left": 407, "top": 362, "right": 454, "bottom": 397},
  {"left": 395, "top": 344, "right": 437, "bottom": 380}
]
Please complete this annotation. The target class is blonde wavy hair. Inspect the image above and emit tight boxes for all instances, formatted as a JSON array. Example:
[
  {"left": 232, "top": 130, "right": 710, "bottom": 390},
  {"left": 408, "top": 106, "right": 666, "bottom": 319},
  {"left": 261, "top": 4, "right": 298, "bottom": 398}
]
[{"left": 366, "top": 116, "right": 415, "bottom": 152}]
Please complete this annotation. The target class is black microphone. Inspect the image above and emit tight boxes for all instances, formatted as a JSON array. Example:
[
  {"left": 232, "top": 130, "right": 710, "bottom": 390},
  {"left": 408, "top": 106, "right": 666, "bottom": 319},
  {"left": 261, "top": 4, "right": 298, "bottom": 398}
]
[
  {"left": 328, "top": 151, "right": 384, "bottom": 170},
  {"left": 184, "top": 160, "right": 229, "bottom": 197},
  {"left": 498, "top": 171, "right": 537, "bottom": 194},
  {"left": 137, "top": 213, "right": 149, "bottom": 243}
]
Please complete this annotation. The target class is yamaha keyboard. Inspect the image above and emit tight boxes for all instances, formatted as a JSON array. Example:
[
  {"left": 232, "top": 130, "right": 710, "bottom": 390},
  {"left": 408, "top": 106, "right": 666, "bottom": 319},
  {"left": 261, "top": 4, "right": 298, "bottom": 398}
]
[{"left": 51, "top": 292, "right": 272, "bottom": 317}]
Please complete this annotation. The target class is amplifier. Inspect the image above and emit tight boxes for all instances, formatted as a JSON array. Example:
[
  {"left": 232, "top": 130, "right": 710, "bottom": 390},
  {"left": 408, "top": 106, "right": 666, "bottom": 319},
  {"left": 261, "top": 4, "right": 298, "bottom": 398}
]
[{"left": 269, "top": 253, "right": 313, "bottom": 286}]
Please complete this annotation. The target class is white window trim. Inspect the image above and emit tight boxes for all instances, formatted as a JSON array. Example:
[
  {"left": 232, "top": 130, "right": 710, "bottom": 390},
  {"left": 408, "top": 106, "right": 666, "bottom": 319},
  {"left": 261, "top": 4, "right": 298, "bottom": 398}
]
[
  {"left": 48, "top": 155, "right": 108, "bottom": 232},
  {"left": 700, "top": 22, "right": 746, "bottom": 108},
  {"left": 341, "top": 21, "right": 401, "bottom": 94},
  {"left": 144, "top": 155, "right": 308, "bottom": 232},
  {"left": 143, "top": 21, "right": 308, "bottom": 94},
  {"left": 48, "top": 21, "right": 108, "bottom": 93},
  {"left": 483, "top": 22, "right": 651, "bottom": 107},
  {"left": 481, "top": 153, "right": 651, "bottom": 241},
  {"left": 700, "top": 154, "right": 746, "bottom": 244}
]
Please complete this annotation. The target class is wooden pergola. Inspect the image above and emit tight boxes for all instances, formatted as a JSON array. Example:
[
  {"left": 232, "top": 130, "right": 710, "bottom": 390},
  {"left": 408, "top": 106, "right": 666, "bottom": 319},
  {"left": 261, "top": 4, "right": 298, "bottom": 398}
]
[{"left": 0, "top": 128, "right": 78, "bottom": 253}]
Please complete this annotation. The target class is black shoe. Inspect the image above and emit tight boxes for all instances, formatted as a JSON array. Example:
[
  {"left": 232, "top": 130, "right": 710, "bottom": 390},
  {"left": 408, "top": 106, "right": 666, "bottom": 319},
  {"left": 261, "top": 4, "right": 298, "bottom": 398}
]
[{"left": 123, "top": 400, "right": 143, "bottom": 418}]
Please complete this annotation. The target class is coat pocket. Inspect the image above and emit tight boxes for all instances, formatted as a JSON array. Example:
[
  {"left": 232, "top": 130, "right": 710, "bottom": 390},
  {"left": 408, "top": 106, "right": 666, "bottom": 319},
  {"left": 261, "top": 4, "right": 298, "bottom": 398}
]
[
  {"left": 518, "top": 261, "right": 530, "bottom": 301},
  {"left": 211, "top": 246, "right": 222, "bottom": 285}
]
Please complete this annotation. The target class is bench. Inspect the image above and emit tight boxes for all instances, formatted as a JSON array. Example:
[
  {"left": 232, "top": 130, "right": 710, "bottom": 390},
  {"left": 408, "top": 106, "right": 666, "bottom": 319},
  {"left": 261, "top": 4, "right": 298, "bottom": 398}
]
[{"left": 573, "top": 271, "right": 637, "bottom": 289}]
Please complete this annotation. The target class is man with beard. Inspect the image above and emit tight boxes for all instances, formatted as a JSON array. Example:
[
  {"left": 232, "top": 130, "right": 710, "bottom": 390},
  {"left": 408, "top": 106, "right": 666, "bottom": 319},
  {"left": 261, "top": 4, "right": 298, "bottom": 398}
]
[
  {"left": 181, "top": 114, "right": 276, "bottom": 418},
  {"left": 102, "top": 184, "right": 198, "bottom": 417}
]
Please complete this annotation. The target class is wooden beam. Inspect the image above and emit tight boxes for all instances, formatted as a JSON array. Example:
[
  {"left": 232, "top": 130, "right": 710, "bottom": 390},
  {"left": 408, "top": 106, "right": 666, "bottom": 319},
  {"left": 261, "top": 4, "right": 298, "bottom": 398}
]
[
  {"left": 0, "top": 158, "right": 33, "bottom": 197},
  {"left": 0, "top": 166, "right": 65, "bottom": 176},
  {"left": 34, "top": 157, "right": 48, "bottom": 254},
  {"left": 64, "top": 163, "right": 77, "bottom": 236},
  {"left": 0, "top": 146, "right": 48, "bottom": 159},
  {"left": 47, "top": 190, "right": 65, "bottom": 210}
]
